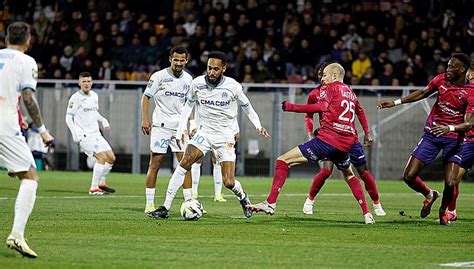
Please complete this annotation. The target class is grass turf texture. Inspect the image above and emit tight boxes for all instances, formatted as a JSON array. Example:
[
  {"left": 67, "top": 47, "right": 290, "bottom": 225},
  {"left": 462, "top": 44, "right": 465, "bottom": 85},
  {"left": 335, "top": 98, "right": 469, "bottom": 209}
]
[{"left": 1, "top": 171, "right": 473, "bottom": 268}]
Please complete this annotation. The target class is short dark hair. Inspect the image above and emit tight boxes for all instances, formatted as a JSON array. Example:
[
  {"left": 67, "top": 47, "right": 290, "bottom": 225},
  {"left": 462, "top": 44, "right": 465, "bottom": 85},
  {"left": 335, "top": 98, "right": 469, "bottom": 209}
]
[
  {"left": 451, "top": 53, "right": 471, "bottom": 70},
  {"left": 170, "top": 46, "right": 189, "bottom": 57},
  {"left": 317, "top": 61, "right": 332, "bottom": 78},
  {"left": 208, "top": 51, "right": 228, "bottom": 65},
  {"left": 7, "top": 22, "right": 31, "bottom": 45},
  {"left": 79, "top": 72, "right": 92, "bottom": 78}
]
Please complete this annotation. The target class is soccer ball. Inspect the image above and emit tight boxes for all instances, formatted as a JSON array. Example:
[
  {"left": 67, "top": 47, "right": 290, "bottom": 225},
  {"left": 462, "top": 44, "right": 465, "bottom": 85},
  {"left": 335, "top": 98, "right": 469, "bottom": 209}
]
[{"left": 180, "top": 200, "right": 204, "bottom": 220}]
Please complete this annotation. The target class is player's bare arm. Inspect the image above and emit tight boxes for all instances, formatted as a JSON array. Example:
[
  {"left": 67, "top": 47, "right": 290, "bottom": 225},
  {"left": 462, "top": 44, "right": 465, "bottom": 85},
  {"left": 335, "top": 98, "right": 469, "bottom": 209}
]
[
  {"left": 377, "top": 86, "right": 436, "bottom": 109},
  {"left": 355, "top": 100, "right": 372, "bottom": 147},
  {"left": 21, "top": 88, "right": 53, "bottom": 145},
  {"left": 431, "top": 113, "right": 474, "bottom": 137},
  {"left": 141, "top": 95, "right": 152, "bottom": 135}
]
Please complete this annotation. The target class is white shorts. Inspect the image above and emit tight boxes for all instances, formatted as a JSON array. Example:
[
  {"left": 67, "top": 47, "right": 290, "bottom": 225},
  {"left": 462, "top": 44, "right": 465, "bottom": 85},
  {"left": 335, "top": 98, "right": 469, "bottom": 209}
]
[
  {"left": 150, "top": 126, "right": 183, "bottom": 154},
  {"left": 0, "top": 135, "right": 36, "bottom": 172},
  {"left": 189, "top": 131, "right": 235, "bottom": 163},
  {"left": 79, "top": 135, "right": 112, "bottom": 157}
]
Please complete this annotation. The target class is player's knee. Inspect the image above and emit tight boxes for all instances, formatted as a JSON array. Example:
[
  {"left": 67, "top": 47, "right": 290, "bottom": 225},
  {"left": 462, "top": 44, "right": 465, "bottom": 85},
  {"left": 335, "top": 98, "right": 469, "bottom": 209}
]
[
  {"left": 222, "top": 178, "right": 234, "bottom": 189},
  {"left": 108, "top": 154, "right": 116, "bottom": 164},
  {"left": 356, "top": 165, "right": 368, "bottom": 175},
  {"left": 402, "top": 172, "right": 416, "bottom": 183}
]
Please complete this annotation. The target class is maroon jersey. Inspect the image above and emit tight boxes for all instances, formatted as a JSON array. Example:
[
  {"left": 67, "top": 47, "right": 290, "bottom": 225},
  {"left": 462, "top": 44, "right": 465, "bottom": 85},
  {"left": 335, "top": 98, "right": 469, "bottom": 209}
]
[
  {"left": 465, "top": 82, "right": 474, "bottom": 143},
  {"left": 426, "top": 74, "right": 474, "bottom": 139},
  {"left": 316, "top": 81, "right": 359, "bottom": 152},
  {"left": 305, "top": 85, "right": 370, "bottom": 136},
  {"left": 304, "top": 86, "right": 323, "bottom": 132}
]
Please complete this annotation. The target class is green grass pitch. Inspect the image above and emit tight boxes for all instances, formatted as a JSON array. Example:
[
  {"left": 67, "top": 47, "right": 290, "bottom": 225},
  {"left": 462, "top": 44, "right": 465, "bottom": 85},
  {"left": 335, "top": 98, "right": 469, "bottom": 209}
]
[{"left": 1, "top": 171, "right": 473, "bottom": 268}]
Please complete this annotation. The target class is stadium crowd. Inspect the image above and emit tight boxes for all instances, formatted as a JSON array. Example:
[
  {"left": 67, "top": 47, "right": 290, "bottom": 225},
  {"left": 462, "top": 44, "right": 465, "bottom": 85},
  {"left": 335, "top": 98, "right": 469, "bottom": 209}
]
[{"left": 0, "top": 0, "right": 473, "bottom": 86}]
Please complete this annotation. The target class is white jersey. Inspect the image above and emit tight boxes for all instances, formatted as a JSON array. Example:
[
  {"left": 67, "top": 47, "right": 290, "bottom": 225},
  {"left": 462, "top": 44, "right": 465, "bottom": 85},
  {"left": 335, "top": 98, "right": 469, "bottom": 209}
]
[
  {"left": 0, "top": 48, "right": 38, "bottom": 136},
  {"left": 66, "top": 90, "right": 104, "bottom": 138},
  {"left": 188, "top": 75, "right": 260, "bottom": 135},
  {"left": 144, "top": 68, "right": 193, "bottom": 130}
]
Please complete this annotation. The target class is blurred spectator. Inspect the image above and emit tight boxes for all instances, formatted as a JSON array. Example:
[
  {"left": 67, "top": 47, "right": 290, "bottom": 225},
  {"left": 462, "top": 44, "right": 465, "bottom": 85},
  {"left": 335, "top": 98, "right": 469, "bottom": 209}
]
[
  {"left": 352, "top": 53, "right": 371, "bottom": 80},
  {"left": 1, "top": 0, "right": 471, "bottom": 85}
]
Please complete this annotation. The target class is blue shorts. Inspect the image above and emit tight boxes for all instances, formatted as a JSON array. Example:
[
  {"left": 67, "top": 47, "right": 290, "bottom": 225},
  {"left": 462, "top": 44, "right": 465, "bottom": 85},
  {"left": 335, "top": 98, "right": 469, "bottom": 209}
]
[
  {"left": 348, "top": 141, "right": 367, "bottom": 166},
  {"left": 411, "top": 132, "right": 462, "bottom": 166},
  {"left": 298, "top": 138, "right": 350, "bottom": 170},
  {"left": 460, "top": 143, "right": 474, "bottom": 170}
]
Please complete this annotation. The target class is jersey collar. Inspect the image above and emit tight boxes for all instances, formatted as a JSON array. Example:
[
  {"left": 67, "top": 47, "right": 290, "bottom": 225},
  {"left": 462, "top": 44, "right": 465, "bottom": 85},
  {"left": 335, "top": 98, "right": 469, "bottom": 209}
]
[
  {"left": 205, "top": 75, "right": 225, "bottom": 88},
  {"left": 166, "top": 67, "right": 183, "bottom": 79}
]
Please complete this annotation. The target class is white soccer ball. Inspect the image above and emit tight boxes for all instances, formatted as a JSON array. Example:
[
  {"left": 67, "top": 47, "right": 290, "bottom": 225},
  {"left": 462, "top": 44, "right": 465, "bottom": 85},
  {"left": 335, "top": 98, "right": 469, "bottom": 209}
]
[{"left": 180, "top": 200, "right": 204, "bottom": 220}]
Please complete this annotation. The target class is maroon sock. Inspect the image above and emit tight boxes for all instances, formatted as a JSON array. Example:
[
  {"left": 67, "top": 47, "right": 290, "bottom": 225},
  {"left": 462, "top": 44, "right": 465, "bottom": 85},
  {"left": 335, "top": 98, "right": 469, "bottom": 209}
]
[
  {"left": 448, "top": 185, "right": 459, "bottom": 211},
  {"left": 266, "top": 160, "right": 289, "bottom": 204},
  {"left": 360, "top": 171, "right": 379, "bottom": 203},
  {"left": 347, "top": 176, "right": 370, "bottom": 215},
  {"left": 440, "top": 182, "right": 455, "bottom": 212},
  {"left": 308, "top": 168, "right": 332, "bottom": 200},
  {"left": 404, "top": 176, "right": 431, "bottom": 197}
]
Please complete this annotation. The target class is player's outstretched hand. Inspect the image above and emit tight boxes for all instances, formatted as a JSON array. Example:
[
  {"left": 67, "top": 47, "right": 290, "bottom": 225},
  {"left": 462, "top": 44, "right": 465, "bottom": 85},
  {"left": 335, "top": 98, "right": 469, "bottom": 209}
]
[
  {"left": 281, "top": 101, "right": 295, "bottom": 112},
  {"left": 377, "top": 100, "right": 395, "bottom": 109},
  {"left": 257, "top": 127, "right": 271, "bottom": 138},
  {"left": 40, "top": 131, "right": 54, "bottom": 147},
  {"left": 141, "top": 119, "right": 151, "bottom": 135},
  {"left": 431, "top": 125, "right": 449, "bottom": 137},
  {"left": 364, "top": 133, "right": 373, "bottom": 147}
]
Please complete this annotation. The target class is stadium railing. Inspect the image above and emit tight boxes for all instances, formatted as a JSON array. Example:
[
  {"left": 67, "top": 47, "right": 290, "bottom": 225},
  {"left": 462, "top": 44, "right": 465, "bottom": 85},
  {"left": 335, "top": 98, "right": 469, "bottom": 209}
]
[{"left": 32, "top": 79, "right": 466, "bottom": 181}]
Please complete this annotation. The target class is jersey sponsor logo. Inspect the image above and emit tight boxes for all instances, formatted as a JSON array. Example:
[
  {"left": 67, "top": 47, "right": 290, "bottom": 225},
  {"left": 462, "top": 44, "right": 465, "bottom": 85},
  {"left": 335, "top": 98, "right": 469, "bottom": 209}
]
[
  {"left": 32, "top": 68, "right": 38, "bottom": 80},
  {"left": 147, "top": 80, "right": 154, "bottom": 88},
  {"left": 162, "top": 78, "right": 173, "bottom": 83},
  {"left": 197, "top": 85, "right": 207, "bottom": 90},
  {"left": 165, "top": 91, "right": 186, "bottom": 98},
  {"left": 438, "top": 103, "right": 461, "bottom": 116},
  {"left": 200, "top": 99, "right": 231, "bottom": 107},
  {"left": 83, "top": 107, "right": 98, "bottom": 112},
  {"left": 68, "top": 101, "right": 74, "bottom": 108}
]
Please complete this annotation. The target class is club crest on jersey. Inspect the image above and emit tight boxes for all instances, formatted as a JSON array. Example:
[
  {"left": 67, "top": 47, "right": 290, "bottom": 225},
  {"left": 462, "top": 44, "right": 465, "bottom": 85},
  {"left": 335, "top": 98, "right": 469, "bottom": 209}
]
[
  {"left": 319, "top": 90, "right": 327, "bottom": 99},
  {"left": 221, "top": 91, "right": 228, "bottom": 98}
]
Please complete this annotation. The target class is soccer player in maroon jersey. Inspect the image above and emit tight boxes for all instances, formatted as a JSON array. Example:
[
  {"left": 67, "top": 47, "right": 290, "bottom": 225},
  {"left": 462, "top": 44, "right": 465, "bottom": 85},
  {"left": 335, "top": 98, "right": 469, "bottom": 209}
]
[
  {"left": 431, "top": 64, "right": 474, "bottom": 224},
  {"left": 303, "top": 62, "right": 385, "bottom": 216},
  {"left": 377, "top": 53, "right": 472, "bottom": 223},
  {"left": 247, "top": 63, "right": 375, "bottom": 224}
]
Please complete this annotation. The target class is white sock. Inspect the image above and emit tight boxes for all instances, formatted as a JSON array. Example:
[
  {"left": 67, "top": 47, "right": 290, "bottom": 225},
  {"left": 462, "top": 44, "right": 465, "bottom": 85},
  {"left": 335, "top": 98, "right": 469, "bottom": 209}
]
[
  {"left": 11, "top": 180, "right": 38, "bottom": 240},
  {"left": 163, "top": 165, "right": 187, "bottom": 210},
  {"left": 191, "top": 163, "right": 201, "bottom": 196},
  {"left": 91, "top": 163, "right": 104, "bottom": 190},
  {"left": 99, "top": 162, "right": 113, "bottom": 185},
  {"left": 305, "top": 197, "right": 314, "bottom": 204},
  {"left": 231, "top": 180, "right": 245, "bottom": 200},
  {"left": 145, "top": 188, "right": 155, "bottom": 205},
  {"left": 213, "top": 163, "right": 223, "bottom": 197},
  {"left": 183, "top": 188, "right": 193, "bottom": 201}
]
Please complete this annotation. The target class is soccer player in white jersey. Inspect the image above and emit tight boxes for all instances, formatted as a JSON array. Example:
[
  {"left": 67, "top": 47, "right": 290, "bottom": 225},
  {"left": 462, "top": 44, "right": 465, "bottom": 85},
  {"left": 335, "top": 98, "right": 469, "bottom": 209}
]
[
  {"left": 148, "top": 51, "right": 270, "bottom": 219},
  {"left": 1, "top": 21, "right": 54, "bottom": 258},
  {"left": 190, "top": 118, "right": 240, "bottom": 202},
  {"left": 141, "top": 46, "right": 193, "bottom": 213},
  {"left": 65, "top": 72, "right": 116, "bottom": 195}
]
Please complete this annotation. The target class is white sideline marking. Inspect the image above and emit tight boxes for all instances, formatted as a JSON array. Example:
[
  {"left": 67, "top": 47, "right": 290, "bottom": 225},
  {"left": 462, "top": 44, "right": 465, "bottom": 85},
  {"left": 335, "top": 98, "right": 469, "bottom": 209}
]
[
  {"left": 0, "top": 192, "right": 474, "bottom": 201},
  {"left": 439, "top": 262, "right": 474, "bottom": 267}
]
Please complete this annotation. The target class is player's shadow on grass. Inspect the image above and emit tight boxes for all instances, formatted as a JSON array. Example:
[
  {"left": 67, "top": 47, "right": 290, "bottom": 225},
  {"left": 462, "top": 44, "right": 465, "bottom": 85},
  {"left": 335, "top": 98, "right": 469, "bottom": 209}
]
[{"left": 42, "top": 189, "right": 86, "bottom": 194}]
